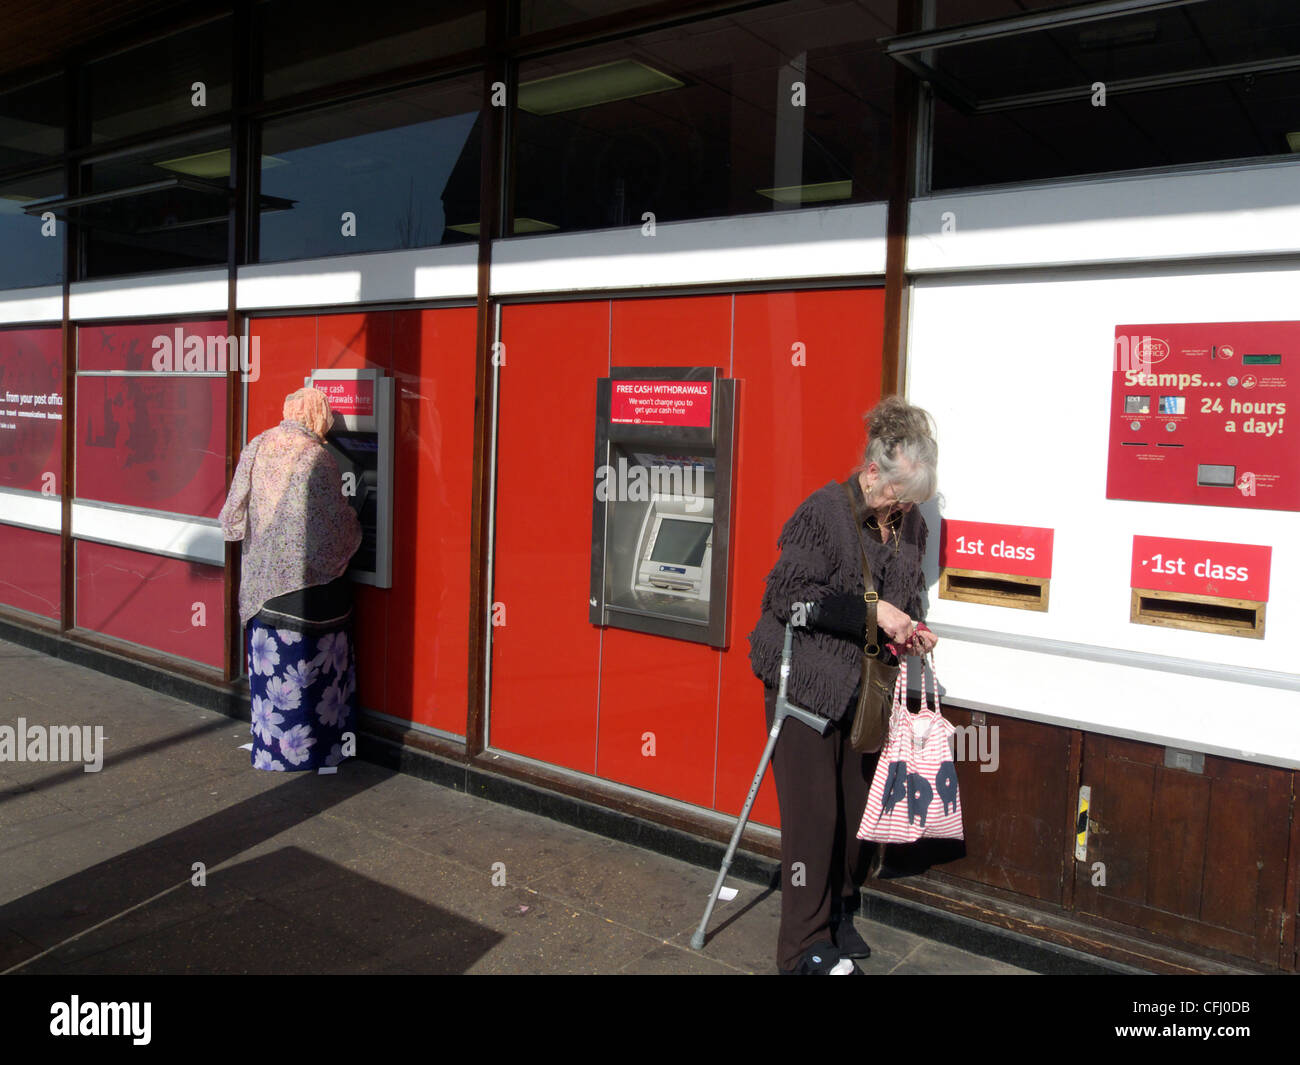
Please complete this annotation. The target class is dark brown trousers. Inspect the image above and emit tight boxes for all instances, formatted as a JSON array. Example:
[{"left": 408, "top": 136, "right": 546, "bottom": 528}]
[{"left": 764, "top": 684, "right": 881, "bottom": 972}]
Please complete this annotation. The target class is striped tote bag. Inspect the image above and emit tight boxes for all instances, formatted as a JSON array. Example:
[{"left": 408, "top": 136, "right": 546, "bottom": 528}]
[{"left": 857, "top": 653, "right": 964, "bottom": 843}]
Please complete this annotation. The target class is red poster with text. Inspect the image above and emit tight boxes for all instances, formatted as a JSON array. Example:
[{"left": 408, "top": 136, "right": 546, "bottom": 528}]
[
  {"left": 0, "top": 327, "right": 63, "bottom": 494},
  {"left": 1131, "top": 535, "right": 1270, "bottom": 601},
  {"left": 939, "top": 519, "right": 1053, "bottom": 578},
  {"left": 1108, "top": 322, "right": 1299, "bottom": 511},
  {"left": 611, "top": 380, "right": 712, "bottom": 427},
  {"left": 315, "top": 378, "right": 374, "bottom": 418}
]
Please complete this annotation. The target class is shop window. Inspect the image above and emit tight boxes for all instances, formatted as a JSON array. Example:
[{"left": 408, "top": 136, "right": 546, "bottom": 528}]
[
  {"left": 72, "top": 132, "right": 232, "bottom": 278},
  {"left": 0, "top": 170, "right": 63, "bottom": 289},
  {"left": 75, "top": 320, "right": 229, "bottom": 519},
  {"left": 256, "top": 77, "right": 482, "bottom": 262},
  {"left": 886, "top": 0, "right": 1300, "bottom": 189},
  {"left": 510, "top": 0, "right": 896, "bottom": 235},
  {"left": 0, "top": 74, "right": 64, "bottom": 172},
  {"left": 258, "top": 0, "right": 486, "bottom": 100},
  {"left": 88, "top": 18, "right": 232, "bottom": 145}
]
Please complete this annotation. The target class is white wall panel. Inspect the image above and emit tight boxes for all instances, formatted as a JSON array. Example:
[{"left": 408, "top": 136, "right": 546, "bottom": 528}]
[
  {"left": 491, "top": 203, "right": 889, "bottom": 295},
  {"left": 71, "top": 503, "right": 224, "bottom": 565},
  {"left": 908, "top": 160, "right": 1300, "bottom": 273},
  {"left": 907, "top": 262, "right": 1300, "bottom": 759},
  {"left": 0, "top": 286, "right": 62, "bottom": 325},
  {"left": 238, "top": 246, "right": 478, "bottom": 310},
  {"left": 70, "top": 269, "right": 228, "bottom": 320}
]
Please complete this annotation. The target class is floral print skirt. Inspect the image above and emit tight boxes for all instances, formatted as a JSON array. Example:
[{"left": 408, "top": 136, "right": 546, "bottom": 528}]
[{"left": 246, "top": 618, "right": 355, "bottom": 772}]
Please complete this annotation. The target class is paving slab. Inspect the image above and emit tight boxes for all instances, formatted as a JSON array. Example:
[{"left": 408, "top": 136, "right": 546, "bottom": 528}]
[{"left": 0, "top": 636, "right": 1037, "bottom": 975}]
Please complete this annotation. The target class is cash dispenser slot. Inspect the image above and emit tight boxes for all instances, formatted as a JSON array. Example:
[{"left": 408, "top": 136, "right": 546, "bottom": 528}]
[
  {"left": 589, "top": 366, "right": 737, "bottom": 647},
  {"left": 1130, "top": 588, "right": 1264, "bottom": 639},
  {"left": 939, "top": 567, "right": 1049, "bottom": 612}
]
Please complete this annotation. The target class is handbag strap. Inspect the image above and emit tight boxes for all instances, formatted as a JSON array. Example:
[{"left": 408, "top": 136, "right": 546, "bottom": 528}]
[{"left": 842, "top": 481, "right": 881, "bottom": 657}]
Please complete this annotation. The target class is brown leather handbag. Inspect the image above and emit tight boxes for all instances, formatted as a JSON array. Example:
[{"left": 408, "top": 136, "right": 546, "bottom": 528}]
[{"left": 843, "top": 482, "right": 899, "bottom": 754}]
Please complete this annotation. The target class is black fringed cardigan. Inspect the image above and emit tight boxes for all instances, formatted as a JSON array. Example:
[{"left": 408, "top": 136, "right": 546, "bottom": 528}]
[{"left": 746, "top": 477, "right": 929, "bottom": 721}]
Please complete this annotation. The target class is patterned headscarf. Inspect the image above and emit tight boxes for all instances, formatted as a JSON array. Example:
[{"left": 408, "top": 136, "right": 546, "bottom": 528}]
[
  {"left": 218, "top": 388, "right": 361, "bottom": 623},
  {"left": 282, "top": 387, "right": 334, "bottom": 439}
]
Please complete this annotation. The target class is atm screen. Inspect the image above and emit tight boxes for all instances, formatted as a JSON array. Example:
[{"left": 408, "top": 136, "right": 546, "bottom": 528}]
[
  {"left": 334, "top": 435, "right": 379, "bottom": 455},
  {"left": 651, "top": 519, "right": 711, "bottom": 567}
]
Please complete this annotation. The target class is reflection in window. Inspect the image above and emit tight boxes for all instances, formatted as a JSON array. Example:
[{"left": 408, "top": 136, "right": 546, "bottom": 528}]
[
  {"left": 922, "top": 0, "right": 1300, "bottom": 189},
  {"left": 82, "top": 134, "right": 231, "bottom": 278},
  {"left": 259, "top": 0, "right": 485, "bottom": 100},
  {"left": 0, "top": 75, "right": 64, "bottom": 172},
  {"left": 88, "top": 18, "right": 232, "bottom": 144},
  {"left": 0, "top": 171, "right": 63, "bottom": 289},
  {"left": 512, "top": 0, "right": 896, "bottom": 235},
  {"left": 257, "top": 79, "right": 482, "bottom": 262}
]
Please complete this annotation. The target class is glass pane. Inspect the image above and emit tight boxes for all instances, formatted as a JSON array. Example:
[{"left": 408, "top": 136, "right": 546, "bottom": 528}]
[
  {"left": 76, "top": 320, "right": 230, "bottom": 518},
  {"left": 0, "top": 75, "right": 64, "bottom": 171},
  {"left": 82, "top": 134, "right": 230, "bottom": 278},
  {"left": 929, "top": 0, "right": 1300, "bottom": 103},
  {"left": 259, "top": 0, "right": 485, "bottom": 99},
  {"left": 0, "top": 170, "right": 63, "bottom": 289},
  {"left": 257, "top": 77, "right": 482, "bottom": 263},
  {"left": 926, "top": 0, "right": 1300, "bottom": 188},
  {"left": 512, "top": 0, "right": 896, "bottom": 235},
  {"left": 89, "top": 18, "right": 232, "bottom": 144},
  {"left": 932, "top": 74, "right": 1300, "bottom": 189}
]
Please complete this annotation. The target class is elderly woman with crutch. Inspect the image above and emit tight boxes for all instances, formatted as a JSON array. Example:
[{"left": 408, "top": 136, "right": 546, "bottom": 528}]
[
  {"left": 746, "top": 395, "right": 939, "bottom": 974},
  {"left": 219, "top": 387, "right": 362, "bottom": 773}
]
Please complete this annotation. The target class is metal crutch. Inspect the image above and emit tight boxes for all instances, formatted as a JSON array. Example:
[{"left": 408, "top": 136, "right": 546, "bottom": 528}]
[{"left": 690, "top": 619, "right": 831, "bottom": 950}]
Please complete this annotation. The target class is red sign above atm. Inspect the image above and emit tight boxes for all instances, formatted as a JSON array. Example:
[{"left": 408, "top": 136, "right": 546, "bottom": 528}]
[
  {"left": 611, "top": 381, "right": 712, "bottom": 427},
  {"left": 939, "top": 519, "right": 1054, "bottom": 578},
  {"left": 316, "top": 378, "right": 374, "bottom": 418},
  {"left": 1131, "top": 535, "right": 1271, "bottom": 601},
  {"left": 1107, "top": 321, "right": 1299, "bottom": 511}
]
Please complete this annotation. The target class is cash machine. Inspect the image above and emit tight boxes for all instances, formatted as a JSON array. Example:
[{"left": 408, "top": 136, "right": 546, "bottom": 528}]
[
  {"left": 589, "top": 366, "right": 737, "bottom": 647},
  {"left": 307, "top": 367, "right": 395, "bottom": 589}
]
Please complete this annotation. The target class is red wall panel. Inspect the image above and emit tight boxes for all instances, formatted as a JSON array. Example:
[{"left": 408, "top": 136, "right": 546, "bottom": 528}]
[
  {"left": 0, "top": 525, "right": 60, "bottom": 619},
  {"left": 596, "top": 295, "right": 732, "bottom": 804},
  {"left": 317, "top": 312, "right": 391, "bottom": 372},
  {"left": 245, "top": 308, "right": 476, "bottom": 734},
  {"left": 490, "top": 301, "right": 609, "bottom": 772},
  {"left": 489, "top": 289, "right": 886, "bottom": 820},
  {"left": 383, "top": 307, "right": 476, "bottom": 733},
  {"left": 75, "top": 540, "right": 224, "bottom": 667},
  {"left": 715, "top": 288, "right": 886, "bottom": 826},
  {"left": 247, "top": 316, "right": 318, "bottom": 437}
]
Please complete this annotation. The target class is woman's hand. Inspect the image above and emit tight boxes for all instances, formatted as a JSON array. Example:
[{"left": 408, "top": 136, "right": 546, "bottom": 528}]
[
  {"left": 905, "top": 624, "right": 938, "bottom": 655},
  {"left": 875, "top": 600, "right": 915, "bottom": 645}
]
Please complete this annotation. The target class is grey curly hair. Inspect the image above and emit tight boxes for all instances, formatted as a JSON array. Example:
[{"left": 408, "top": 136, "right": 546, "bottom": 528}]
[{"left": 853, "top": 395, "right": 938, "bottom": 504}]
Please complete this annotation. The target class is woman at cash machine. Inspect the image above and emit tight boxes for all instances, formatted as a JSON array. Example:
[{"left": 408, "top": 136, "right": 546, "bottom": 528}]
[
  {"left": 747, "top": 396, "right": 939, "bottom": 974},
  {"left": 219, "top": 387, "right": 362, "bottom": 772}
]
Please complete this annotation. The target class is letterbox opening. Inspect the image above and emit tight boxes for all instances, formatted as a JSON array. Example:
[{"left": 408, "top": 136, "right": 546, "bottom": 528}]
[
  {"left": 938, "top": 568, "right": 1049, "bottom": 612},
  {"left": 1130, "top": 588, "right": 1264, "bottom": 639}
]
